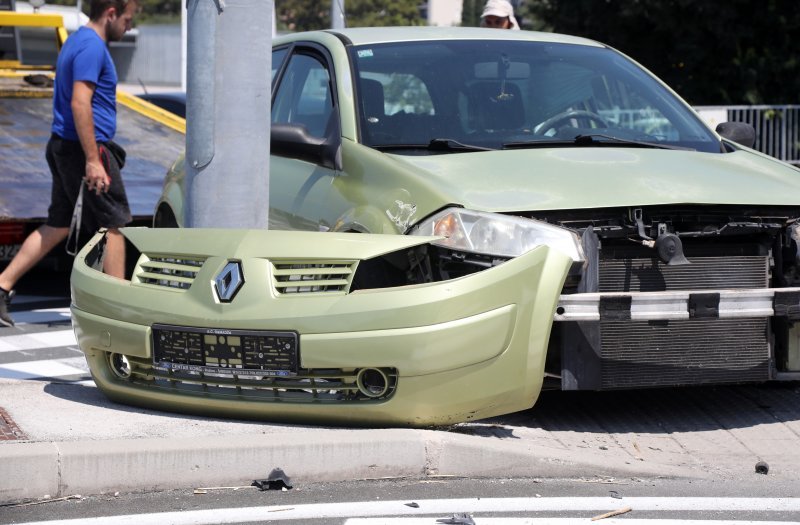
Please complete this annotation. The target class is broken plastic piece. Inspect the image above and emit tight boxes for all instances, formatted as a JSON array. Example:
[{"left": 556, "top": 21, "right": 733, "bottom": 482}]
[
  {"left": 252, "top": 468, "right": 293, "bottom": 491},
  {"left": 755, "top": 461, "right": 769, "bottom": 475},
  {"left": 405, "top": 502, "right": 420, "bottom": 508},
  {"left": 436, "top": 513, "right": 476, "bottom": 525}
]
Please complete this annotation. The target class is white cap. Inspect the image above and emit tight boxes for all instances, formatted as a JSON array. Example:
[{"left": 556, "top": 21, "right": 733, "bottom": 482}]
[{"left": 480, "top": 0, "right": 520, "bottom": 30}]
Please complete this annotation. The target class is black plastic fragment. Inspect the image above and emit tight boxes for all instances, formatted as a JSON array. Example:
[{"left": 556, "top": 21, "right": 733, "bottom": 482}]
[
  {"left": 252, "top": 468, "right": 293, "bottom": 491},
  {"left": 688, "top": 293, "right": 720, "bottom": 319},
  {"left": 773, "top": 291, "right": 800, "bottom": 320},
  {"left": 405, "top": 502, "right": 420, "bottom": 508},
  {"left": 599, "top": 295, "right": 632, "bottom": 321},
  {"left": 755, "top": 461, "right": 769, "bottom": 475}
]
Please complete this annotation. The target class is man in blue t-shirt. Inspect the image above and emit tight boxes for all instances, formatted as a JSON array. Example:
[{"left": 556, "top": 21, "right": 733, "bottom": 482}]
[{"left": 0, "top": 0, "right": 139, "bottom": 327}]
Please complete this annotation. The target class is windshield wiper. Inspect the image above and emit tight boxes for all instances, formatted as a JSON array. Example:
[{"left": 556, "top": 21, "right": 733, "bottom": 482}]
[
  {"left": 373, "top": 139, "right": 495, "bottom": 152},
  {"left": 428, "top": 138, "right": 495, "bottom": 152},
  {"left": 503, "top": 133, "right": 694, "bottom": 151}
]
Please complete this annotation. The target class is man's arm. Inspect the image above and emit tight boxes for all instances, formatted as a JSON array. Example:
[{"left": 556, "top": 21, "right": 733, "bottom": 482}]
[{"left": 72, "top": 80, "right": 109, "bottom": 195}]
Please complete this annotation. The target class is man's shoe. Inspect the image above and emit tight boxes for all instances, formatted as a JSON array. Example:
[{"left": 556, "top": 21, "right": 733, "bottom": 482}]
[{"left": 0, "top": 288, "right": 14, "bottom": 327}]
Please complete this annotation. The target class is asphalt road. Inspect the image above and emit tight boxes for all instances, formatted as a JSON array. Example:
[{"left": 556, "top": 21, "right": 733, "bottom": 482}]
[{"left": 3, "top": 477, "right": 800, "bottom": 524}]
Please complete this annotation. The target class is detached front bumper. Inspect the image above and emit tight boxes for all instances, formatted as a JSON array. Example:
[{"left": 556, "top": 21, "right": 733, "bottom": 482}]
[{"left": 70, "top": 228, "right": 573, "bottom": 427}]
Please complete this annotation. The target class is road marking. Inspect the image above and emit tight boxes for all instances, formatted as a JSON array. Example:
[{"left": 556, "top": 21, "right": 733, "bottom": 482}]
[
  {"left": 0, "top": 329, "right": 76, "bottom": 353},
  {"left": 11, "top": 497, "right": 800, "bottom": 525},
  {"left": 10, "top": 306, "right": 71, "bottom": 326},
  {"left": 0, "top": 357, "right": 88, "bottom": 380},
  {"left": 346, "top": 516, "right": 794, "bottom": 525}
]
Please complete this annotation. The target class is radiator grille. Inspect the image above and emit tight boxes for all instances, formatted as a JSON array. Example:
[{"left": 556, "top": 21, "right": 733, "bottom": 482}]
[
  {"left": 600, "top": 318, "right": 770, "bottom": 389},
  {"left": 271, "top": 260, "right": 356, "bottom": 295},
  {"left": 599, "top": 255, "right": 768, "bottom": 292},
  {"left": 134, "top": 255, "right": 206, "bottom": 290},
  {"left": 123, "top": 355, "right": 397, "bottom": 402}
]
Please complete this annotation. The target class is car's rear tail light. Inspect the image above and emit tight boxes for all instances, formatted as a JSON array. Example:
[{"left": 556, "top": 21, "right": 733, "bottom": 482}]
[{"left": 0, "top": 222, "right": 26, "bottom": 245}]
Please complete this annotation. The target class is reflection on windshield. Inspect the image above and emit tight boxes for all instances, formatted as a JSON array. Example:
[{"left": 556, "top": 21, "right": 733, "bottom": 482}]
[{"left": 350, "top": 40, "right": 720, "bottom": 153}]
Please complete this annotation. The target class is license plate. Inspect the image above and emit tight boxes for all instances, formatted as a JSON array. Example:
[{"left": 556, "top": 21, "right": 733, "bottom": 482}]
[
  {"left": 152, "top": 324, "right": 299, "bottom": 376},
  {"left": 0, "top": 244, "right": 20, "bottom": 262}
]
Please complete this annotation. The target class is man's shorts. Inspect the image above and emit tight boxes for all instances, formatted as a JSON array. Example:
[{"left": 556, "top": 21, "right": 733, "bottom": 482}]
[{"left": 45, "top": 134, "right": 132, "bottom": 239}]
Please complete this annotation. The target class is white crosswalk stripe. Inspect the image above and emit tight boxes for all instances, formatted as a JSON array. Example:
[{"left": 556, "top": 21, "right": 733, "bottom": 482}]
[
  {"left": 11, "top": 497, "right": 800, "bottom": 525},
  {"left": 0, "top": 299, "right": 93, "bottom": 384},
  {"left": 0, "top": 328, "right": 76, "bottom": 352}
]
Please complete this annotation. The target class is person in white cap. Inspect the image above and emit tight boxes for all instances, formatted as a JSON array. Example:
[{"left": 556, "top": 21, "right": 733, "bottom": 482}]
[{"left": 480, "top": 0, "right": 520, "bottom": 30}]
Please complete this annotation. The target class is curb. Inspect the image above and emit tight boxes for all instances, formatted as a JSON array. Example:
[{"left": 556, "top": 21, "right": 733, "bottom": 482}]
[{"left": 0, "top": 429, "right": 707, "bottom": 504}]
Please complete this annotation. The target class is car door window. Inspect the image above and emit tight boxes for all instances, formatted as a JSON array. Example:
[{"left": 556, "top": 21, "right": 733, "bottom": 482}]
[
  {"left": 272, "top": 48, "right": 288, "bottom": 84},
  {"left": 272, "top": 52, "right": 334, "bottom": 138}
]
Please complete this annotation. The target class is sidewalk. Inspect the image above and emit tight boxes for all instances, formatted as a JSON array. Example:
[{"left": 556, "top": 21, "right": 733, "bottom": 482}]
[{"left": 3, "top": 378, "right": 800, "bottom": 504}]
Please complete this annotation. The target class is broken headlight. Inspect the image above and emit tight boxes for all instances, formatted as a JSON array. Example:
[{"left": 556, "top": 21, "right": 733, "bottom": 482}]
[{"left": 408, "top": 208, "right": 584, "bottom": 262}]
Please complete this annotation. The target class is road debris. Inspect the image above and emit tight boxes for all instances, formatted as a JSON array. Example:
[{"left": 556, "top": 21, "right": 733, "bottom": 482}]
[
  {"left": 193, "top": 485, "right": 257, "bottom": 494},
  {"left": 591, "top": 506, "right": 632, "bottom": 521},
  {"left": 632, "top": 441, "right": 644, "bottom": 461},
  {"left": 437, "top": 513, "right": 476, "bottom": 524},
  {"left": 4, "top": 494, "right": 83, "bottom": 508},
  {"left": 609, "top": 490, "right": 622, "bottom": 499},
  {"left": 252, "top": 467, "right": 293, "bottom": 491},
  {"left": 405, "top": 502, "right": 420, "bottom": 508},
  {"left": 755, "top": 461, "right": 769, "bottom": 475}
]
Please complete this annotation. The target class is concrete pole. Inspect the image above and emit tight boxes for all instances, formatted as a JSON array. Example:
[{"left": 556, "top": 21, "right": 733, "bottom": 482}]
[
  {"left": 180, "top": 0, "right": 187, "bottom": 91},
  {"left": 331, "top": 0, "right": 345, "bottom": 29},
  {"left": 185, "top": 0, "right": 272, "bottom": 229}
]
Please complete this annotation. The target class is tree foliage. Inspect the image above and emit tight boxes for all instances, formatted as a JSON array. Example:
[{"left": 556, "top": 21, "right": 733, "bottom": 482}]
[{"left": 520, "top": 0, "right": 800, "bottom": 105}]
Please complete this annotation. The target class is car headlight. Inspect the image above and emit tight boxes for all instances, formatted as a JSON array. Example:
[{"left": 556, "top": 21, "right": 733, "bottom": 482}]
[{"left": 409, "top": 208, "right": 585, "bottom": 262}]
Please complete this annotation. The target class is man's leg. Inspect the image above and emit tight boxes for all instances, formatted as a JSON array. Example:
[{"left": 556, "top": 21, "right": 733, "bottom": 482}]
[
  {"left": 103, "top": 228, "right": 126, "bottom": 279},
  {"left": 0, "top": 224, "right": 69, "bottom": 327}
]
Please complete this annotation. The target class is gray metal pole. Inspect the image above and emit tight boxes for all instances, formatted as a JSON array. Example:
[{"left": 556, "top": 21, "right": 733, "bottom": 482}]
[
  {"left": 185, "top": 0, "right": 272, "bottom": 229},
  {"left": 331, "top": 0, "right": 345, "bottom": 29}
]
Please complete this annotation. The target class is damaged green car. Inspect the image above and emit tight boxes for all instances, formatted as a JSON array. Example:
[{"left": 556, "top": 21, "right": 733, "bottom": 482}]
[{"left": 71, "top": 27, "right": 800, "bottom": 426}]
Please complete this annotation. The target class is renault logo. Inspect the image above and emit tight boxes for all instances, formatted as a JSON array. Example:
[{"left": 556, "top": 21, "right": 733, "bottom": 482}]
[{"left": 214, "top": 261, "right": 244, "bottom": 302}]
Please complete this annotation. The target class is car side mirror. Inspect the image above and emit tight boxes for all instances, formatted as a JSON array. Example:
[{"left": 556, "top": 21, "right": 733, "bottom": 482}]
[
  {"left": 715, "top": 121, "right": 755, "bottom": 149},
  {"left": 271, "top": 119, "right": 342, "bottom": 171}
]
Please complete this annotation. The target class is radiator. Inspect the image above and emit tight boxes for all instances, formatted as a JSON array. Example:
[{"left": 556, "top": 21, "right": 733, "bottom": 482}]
[
  {"left": 599, "top": 318, "right": 770, "bottom": 389},
  {"left": 561, "top": 254, "right": 772, "bottom": 390}
]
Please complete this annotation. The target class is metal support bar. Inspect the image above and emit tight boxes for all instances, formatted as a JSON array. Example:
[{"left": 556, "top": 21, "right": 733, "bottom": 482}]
[{"left": 554, "top": 287, "right": 800, "bottom": 322}]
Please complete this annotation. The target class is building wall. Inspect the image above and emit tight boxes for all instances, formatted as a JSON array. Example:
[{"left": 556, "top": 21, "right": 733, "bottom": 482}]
[{"left": 427, "top": 0, "right": 463, "bottom": 27}]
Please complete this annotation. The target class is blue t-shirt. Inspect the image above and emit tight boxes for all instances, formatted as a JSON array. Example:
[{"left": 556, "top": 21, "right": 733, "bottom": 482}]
[{"left": 51, "top": 26, "right": 117, "bottom": 142}]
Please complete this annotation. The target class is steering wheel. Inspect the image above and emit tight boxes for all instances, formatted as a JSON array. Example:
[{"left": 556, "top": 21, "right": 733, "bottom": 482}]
[{"left": 534, "top": 110, "right": 609, "bottom": 136}]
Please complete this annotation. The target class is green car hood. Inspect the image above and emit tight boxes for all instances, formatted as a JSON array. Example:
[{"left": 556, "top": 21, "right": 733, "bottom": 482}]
[
  {"left": 389, "top": 148, "right": 800, "bottom": 211},
  {"left": 121, "top": 227, "right": 438, "bottom": 259}
]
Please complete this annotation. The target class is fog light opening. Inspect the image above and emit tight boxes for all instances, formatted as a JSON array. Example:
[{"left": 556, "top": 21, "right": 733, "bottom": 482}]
[
  {"left": 356, "top": 368, "right": 389, "bottom": 398},
  {"left": 109, "top": 352, "right": 132, "bottom": 379}
]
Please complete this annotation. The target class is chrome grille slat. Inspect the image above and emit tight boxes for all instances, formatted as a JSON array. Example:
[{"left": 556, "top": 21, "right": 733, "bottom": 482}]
[
  {"left": 271, "top": 260, "right": 357, "bottom": 295},
  {"left": 134, "top": 254, "right": 206, "bottom": 290}
]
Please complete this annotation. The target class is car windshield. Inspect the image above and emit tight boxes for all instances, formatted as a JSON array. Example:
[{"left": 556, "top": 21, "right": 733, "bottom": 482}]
[{"left": 349, "top": 40, "right": 721, "bottom": 153}]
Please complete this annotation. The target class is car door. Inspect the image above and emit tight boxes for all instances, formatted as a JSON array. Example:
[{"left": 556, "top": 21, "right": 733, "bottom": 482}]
[{"left": 269, "top": 44, "right": 343, "bottom": 232}]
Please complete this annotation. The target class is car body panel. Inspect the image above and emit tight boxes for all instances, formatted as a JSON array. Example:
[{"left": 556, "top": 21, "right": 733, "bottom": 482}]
[{"left": 387, "top": 147, "right": 800, "bottom": 212}]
